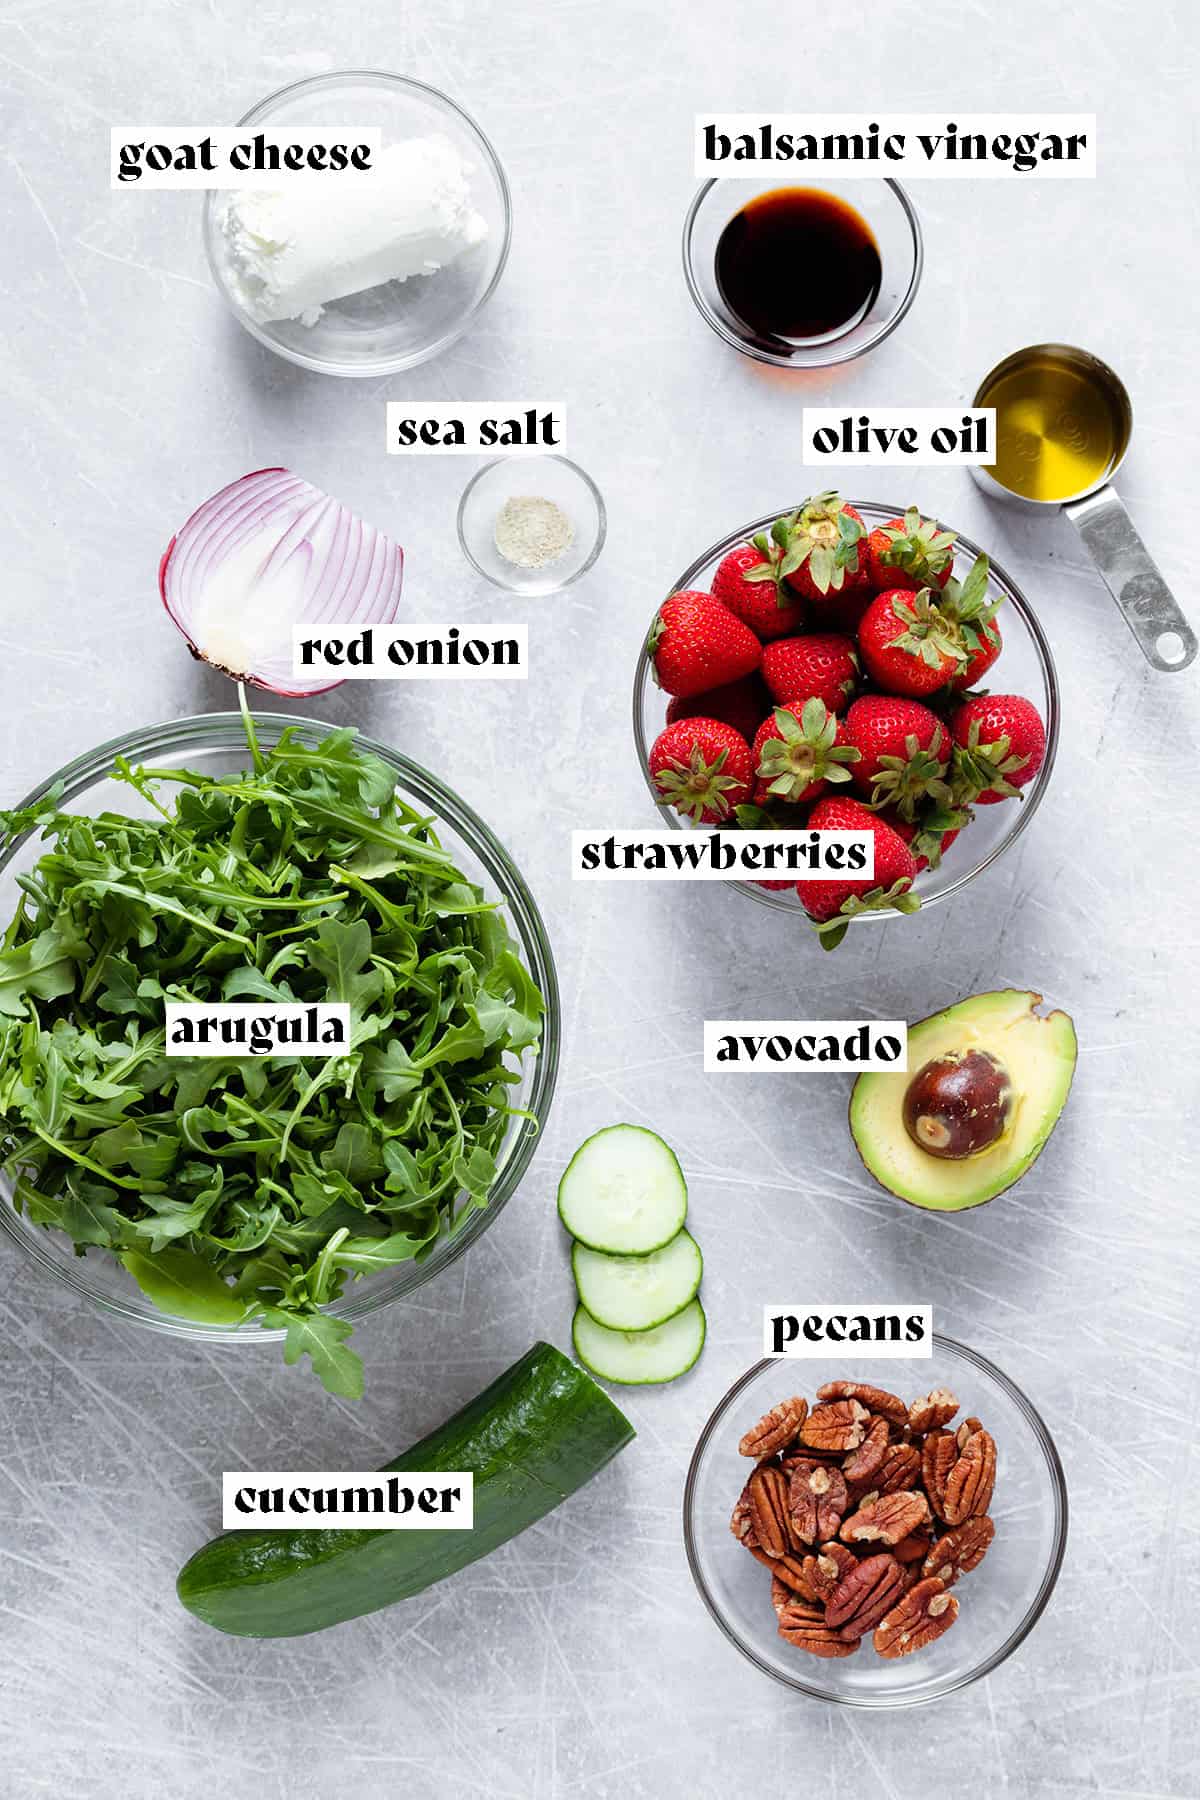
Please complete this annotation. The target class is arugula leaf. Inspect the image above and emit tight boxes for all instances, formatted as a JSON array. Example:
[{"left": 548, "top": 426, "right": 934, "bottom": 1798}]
[
  {"left": 120, "top": 1247, "right": 249, "bottom": 1324},
  {"left": 261, "top": 1306, "right": 364, "bottom": 1399}
]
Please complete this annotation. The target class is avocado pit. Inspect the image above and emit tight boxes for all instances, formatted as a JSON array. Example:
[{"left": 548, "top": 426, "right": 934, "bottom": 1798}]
[{"left": 902, "top": 1048, "right": 1013, "bottom": 1160}]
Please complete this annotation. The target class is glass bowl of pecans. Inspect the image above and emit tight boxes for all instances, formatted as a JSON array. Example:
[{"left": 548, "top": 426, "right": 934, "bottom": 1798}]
[{"left": 682, "top": 1338, "right": 1067, "bottom": 1706}]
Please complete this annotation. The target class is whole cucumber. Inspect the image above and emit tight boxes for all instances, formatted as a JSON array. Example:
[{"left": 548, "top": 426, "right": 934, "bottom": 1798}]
[{"left": 177, "top": 1342, "right": 634, "bottom": 1638}]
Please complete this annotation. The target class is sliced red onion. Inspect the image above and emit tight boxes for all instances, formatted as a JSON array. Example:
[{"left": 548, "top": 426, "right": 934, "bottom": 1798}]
[{"left": 159, "top": 468, "right": 404, "bottom": 697}]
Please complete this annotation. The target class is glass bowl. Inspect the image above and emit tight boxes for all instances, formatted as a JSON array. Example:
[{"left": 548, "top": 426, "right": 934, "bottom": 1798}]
[
  {"left": 457, "top": 455, "right": 607, "bottom": 595},
  {"left": 683, "top": 177, "right": 922, "bottom": 368},
  {"left": 632, "top": 501, "right": 1060, "bottom": 923},
  {"left": 0, "top": 712, "right": 559, "bottom": 1341},
  {"left": 203, "top": 71, "right": 512, "bottom": 376},
  {"left": 684, "top": 1339, "right": 1068, "bottom": 1707}
]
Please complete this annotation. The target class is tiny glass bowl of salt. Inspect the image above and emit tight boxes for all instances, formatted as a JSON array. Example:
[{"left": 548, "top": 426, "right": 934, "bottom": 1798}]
[
  {"left": 457, "top": 456, "right": 607, "bottom": 595},
  {"left": 203, "top": 71, "right": 511, "bottom": 376}
]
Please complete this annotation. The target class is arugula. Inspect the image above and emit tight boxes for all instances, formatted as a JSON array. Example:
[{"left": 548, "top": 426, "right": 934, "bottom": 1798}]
[{"left": 0, "top": 711, "right": 543, "bottom": 1396}]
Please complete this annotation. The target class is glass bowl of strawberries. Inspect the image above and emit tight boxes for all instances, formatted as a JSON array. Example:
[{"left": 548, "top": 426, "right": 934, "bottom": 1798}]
[{"left": 633, "top": 495, "right": 1059, "bottom": 946}]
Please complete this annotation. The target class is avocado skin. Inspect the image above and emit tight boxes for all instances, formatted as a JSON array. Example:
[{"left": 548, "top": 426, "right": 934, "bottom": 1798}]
[{"left": 849, "top": 989, "right": 1077, "bottom": 1212}]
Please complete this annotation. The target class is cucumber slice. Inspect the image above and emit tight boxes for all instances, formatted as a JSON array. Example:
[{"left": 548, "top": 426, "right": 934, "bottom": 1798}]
[
  {"left": 557, "top": 1124, "right": 687, "bottom": 1254},
  {"left": 573, "top": 1298, "right": 706, "bottom": 1386},
  {"left": 572, "top": 1229, "right": 702, "bottom": 1332}
]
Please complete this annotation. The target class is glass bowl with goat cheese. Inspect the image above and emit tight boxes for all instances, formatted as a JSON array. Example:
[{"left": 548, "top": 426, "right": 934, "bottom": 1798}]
[{"left": 204, "top": 72, "right": 512, "bottom": 376}]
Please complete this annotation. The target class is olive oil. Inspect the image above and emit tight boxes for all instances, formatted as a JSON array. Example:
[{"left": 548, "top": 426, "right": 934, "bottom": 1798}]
[
  {"left": 977, "top": 351, "right": 1124, "bottom": 502},
  {"left": 714, "top": 187, "right": 882, "bottom": 344}
]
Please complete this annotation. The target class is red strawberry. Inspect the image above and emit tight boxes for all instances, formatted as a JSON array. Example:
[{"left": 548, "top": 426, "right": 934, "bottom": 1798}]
[
  {"left": 843, "top": 696, "right": 950, "bottom": 819},
  {"left": 950, "top": 695, "right": 1046, "bottom": 804},
  {"left": 666, "top": 673, "right": 771, "bottom": 744},
  {"left": 712, "top": 542, "right": 807, "bottom": 640},
  {"left": 761, "top": 634, "right": 860, "bottom": 713},
  {"left": 858, "top": 589, "right": 968, "bottom": 697},
  {"left": 648, "top": 591, "right": 762, "bottom": 698},
  {"left": 648, "top": 718, "right": 752, "bottom": 824},
  {"left": 774, "top": 493, "right": 869, "bottom": 601},
  {"left": 800, "top": 796, "right": 920, "bottom": 947},
  {"left": 865, "top": 508, "right": 957, "bottom": 593},
  {"left": 885, "top": 807, "right": 968, "bottom": 872},
  {"left": 936, "top": 554, "right": 1004, "bottom": 690},
  {"left": 750, "top": 699, "right": 860, "bottom": 807},
  {"left": 816, "top": 584, "right": 874, "bottom": 637}
]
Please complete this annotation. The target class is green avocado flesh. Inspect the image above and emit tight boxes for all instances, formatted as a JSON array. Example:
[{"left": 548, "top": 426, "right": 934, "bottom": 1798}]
[
  {"left": 176, "top": 1343, "right": 634, "bottom": 1638},
  {"left": 850, "top": 990, "right": 1077, "bottom": 1211}
]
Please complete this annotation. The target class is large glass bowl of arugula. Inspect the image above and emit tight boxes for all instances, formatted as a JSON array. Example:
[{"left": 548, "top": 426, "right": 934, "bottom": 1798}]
[{"left": 0, "top": 708, "right": 558, "bottom": 1395}]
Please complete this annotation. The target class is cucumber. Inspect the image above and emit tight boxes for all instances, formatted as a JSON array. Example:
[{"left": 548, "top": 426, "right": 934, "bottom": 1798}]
[
  {"left": 571, "top": 1229, "right": 702, "bottom": 1331},
  {"left": 557, "top": 1123, "right": 687, "bottom": 1254},
  {"left": 176, "top": 1343, "right": 634, "bottom": 1638},
  {"left": 572, "top": 1299, "right": 706, "bottom": 1386}
]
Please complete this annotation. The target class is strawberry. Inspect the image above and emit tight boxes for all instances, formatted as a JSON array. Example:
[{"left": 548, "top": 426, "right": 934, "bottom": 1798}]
[
  {"left": 755, "top": 493, "right": 868, "bottom": 601},
  {"left": 865, "top": 507, "right": 957, "bottom": 593},
  {"left": 843, "top": 695, "right": 950, "bottom": 820},
  {"left": 648, "top": 718, "right": 752, "bottom": 824},
  {"left": 816, "top": 584, "right": 874, "bottom": 637},
  {"left": 885, "top": 805, "right": 969, "bottom": 872},
  {"left": 648, "top": 591, "right": 762, "bottom": 698},
  {"left": 712, "top": 542, "right": 807, "bottom": 640},
  {"left": 761, "top": 634, "right": 860, "bottom": 713},
  {"left": 666, "top": 673, "right": 771, "bottom": 744},
  {"left": 936, "top": 554, "right": 1004, "bottom": 690},
  {"left": 857, "top": 588, "right": 968, "bottom": 697},
  {"left": 801, "top": 796, "right": 920, "bottom": 948},
  {"left": 950, "top": 695, "right": 1046, "bottom": 804},
  {"left": 751, "top": 699, "right": 860, "bottom": 806}
]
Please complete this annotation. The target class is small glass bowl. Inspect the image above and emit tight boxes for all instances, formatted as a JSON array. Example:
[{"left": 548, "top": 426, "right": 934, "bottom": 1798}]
[
  {"left": 0, "top": 712, "right": 559, "bottom": 1342},
  {"left": 203, "top": 71, "right": 512, "bottom": 376},
  {"left": 683, "top": 176, "right": 922, "bottom": 368},
  {"left": 457, "top": 456, "right": 607, "bottom": 595},
  {"left": 684, "top": 1339, "right": 1068, "bottom": 1707},
  {"left": 631, "top": 501, "right": 1060, "bottom": 926}
]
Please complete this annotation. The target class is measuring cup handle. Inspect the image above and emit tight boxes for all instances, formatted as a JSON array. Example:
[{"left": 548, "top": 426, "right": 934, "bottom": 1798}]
[{"left": 1063, "top": 486, "right": 1197, "bottom": 672}]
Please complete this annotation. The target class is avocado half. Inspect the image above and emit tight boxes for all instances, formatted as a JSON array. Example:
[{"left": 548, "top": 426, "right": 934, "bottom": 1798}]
[{"left": 850, "top": 990, "right": 1077, "bottom": 1211}]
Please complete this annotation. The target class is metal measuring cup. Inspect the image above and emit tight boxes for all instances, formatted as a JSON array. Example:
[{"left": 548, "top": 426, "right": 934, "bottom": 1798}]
[{"left": 971, "top": 344, "right": 1196, "bottom": 672}]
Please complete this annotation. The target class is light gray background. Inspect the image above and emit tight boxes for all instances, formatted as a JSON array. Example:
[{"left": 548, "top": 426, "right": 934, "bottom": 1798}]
[{"left": 1, "top": 3, "right": 1197, "bottom": 1795}]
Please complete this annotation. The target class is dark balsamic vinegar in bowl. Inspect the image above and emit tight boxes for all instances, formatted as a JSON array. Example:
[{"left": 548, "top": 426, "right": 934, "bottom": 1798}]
[{"left": 714, "top": 186, "right": 882, "bottom": 347}]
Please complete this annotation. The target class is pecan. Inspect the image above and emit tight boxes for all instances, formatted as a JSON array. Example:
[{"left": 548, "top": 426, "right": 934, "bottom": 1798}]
[
  {"left": 770, "top": 1575, "right": 792, "bottom": 1617},
  {"left": 777, "top": 1596, "right": 860, "bottom": 1659},
  {"left": 748, "top": 1545, "right": 816, "bottom": 1596},
  {"left": 892, "top": 1528, "right": 934, "bottom": 1564},
  {"left": 738, "top": 1395, "right": 809, "bottom": 1459},
  {"left": 800, "top": 1399, "right": 869, "bottom": 1453},
  {"left": 956, "top": 1415, "right": 984, "bottom": 1452},
  {"left": 730, "top": 1484, "right": 756, "bottom": 1548},
  {"left": 941, "top": 1429, "right": 996, "bottom": 1524},
  {"left": 874, "top": 1441, "right": 922, "bottom": 1496},
  {"left": 842, "top": 1416, "right": 891, "bottom": 1484},
  {"left": 802, "top": 1541, "right": 857, "bottom": 1602},
  {"left": 922, "top": 1429, "right": 959, "bottom": 1521},
  {"left": 826, "top": 1552, "right": 906, "bottom": 1640},
  {"left": 746, "top": 1464, "right": 798, "bottom": 1557},
  {"left": 873, "top": 1576, "right": 959, "bottom": 1658},
  {"left": 841, "top": 1489, "right": 930, "bottom": 1547},
  {"left": 908, "top": 1387, "right": 960, "bottom": 1434},
  {"left": 922, "top": 1514, "right": 995, "bottom": 1587},
  {"left": 788, "top": 1459, "right": 848, "bottom": 1543},
  {"left": 816, "top": 1381, "right": 908, "bottom": 1429}
]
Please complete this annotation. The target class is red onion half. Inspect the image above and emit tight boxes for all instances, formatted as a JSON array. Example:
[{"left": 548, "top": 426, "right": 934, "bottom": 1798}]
[{"left": 159, "top": 468, "right": 405, "bottom": 697}]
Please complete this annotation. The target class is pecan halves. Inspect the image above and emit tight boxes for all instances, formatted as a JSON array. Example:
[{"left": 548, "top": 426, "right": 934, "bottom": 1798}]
[
  {"left": 739, "top": 1396, "right": 809, "bottom": 1459},
  {"left": 826, "top": 1552, "right": 906, "bottom": 1641},
  {"left": 816, "top": 1381, "right": 908, "bottom": 1429},
  {"left": 941, "top": 1429, "right": 996, "bottom": 1524},
  {"left": 922, "top": 1514, "right": 995, "bottom": 1587},
  {"left": 922, "top": 1429, "right": 959, "bottom": 1521},
  {"left": 730, "top": 1484, "right": 756, "bottom": 1548},
  {"left": 908, "top": 1387, "right": 960, "bottom": 1434},
  {"left": 873, "top": 1441, "right": 922, "bottom": 1495},
  {"left": 802, "top": 1541, "right": 857, "bottom": 1602},
  {"left": 841, "top": 1489, "right": 930, "bottom": 1547},
  {"left": 746, "top": 1464, "right": 799, "bottom": 1557},
  {"left": 873, "top": 1576, "right": 959, "bottom": 1658},
  {"left": 788, "top": 1459, "right": 849, "bottom": 1543},
  {"left": 842, "top": 1416, "right": 891, "bottom": 1484},
  {"left": 777, "top": 1596, "right": 860, "bottom": 1659},
  {"left": 799, "top": 1399, "right": 869, "bottom": 1453},
  {"left": 748, "top": 1545, "right": 816, "bottom": 1595}
]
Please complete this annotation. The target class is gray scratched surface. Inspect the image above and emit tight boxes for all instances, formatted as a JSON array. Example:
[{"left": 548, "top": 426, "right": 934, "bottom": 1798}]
[{"left": 1, "top": 2, "right": 1197, "bottom": 1795}]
